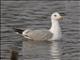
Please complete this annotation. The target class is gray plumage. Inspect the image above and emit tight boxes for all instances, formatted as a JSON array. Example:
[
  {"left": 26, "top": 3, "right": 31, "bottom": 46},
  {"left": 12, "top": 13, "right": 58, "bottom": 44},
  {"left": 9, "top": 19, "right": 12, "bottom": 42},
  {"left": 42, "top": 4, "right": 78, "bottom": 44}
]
[
  {"left": 13, "top": 12, "right": 64, "bottom": 41},
  {"left": 23, "top": 30, "right": 53, "bottom": 41}
]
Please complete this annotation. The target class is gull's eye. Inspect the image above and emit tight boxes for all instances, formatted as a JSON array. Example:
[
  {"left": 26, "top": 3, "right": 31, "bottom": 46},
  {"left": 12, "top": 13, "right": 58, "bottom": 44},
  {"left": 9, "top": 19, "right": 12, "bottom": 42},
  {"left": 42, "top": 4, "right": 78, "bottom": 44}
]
[{"left": 54, "top": 15, "right": 57, "bottom": 17}]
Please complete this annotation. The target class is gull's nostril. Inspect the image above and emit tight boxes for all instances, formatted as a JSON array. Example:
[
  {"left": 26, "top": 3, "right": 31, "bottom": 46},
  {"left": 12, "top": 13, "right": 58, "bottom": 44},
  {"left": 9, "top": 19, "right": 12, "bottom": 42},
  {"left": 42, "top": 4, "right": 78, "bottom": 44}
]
[{"left": 59, "top": 13, "right": 66, "bottom": 16}]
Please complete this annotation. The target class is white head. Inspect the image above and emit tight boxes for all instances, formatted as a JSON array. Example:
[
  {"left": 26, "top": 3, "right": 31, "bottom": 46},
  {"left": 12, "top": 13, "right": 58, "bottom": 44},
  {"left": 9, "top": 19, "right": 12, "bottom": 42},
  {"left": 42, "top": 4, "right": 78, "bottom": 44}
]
[{"left": 51, "top": 12, "right": 64, "bottom": 21}]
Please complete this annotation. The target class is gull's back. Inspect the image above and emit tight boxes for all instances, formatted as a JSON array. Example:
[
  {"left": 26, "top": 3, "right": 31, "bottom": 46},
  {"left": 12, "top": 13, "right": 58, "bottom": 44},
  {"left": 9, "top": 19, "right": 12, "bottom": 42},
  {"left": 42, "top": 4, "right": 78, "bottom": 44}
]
[{"left": 23, "top": 30, "right": 53, "bottom": 41}]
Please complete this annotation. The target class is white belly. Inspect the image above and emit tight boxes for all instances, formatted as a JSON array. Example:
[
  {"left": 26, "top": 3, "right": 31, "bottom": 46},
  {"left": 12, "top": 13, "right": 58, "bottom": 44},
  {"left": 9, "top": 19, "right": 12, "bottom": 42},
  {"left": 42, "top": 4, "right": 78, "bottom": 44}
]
[{"left": 48, "top": 32, "right": 62, "bottom": 41}]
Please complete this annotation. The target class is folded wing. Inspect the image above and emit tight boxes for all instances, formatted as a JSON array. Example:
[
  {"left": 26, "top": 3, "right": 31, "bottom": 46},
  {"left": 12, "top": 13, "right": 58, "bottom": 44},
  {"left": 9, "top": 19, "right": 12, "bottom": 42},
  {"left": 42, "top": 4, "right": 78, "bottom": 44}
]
[{"left": 23, "top": 30, "right": 53, "bottom": 41}]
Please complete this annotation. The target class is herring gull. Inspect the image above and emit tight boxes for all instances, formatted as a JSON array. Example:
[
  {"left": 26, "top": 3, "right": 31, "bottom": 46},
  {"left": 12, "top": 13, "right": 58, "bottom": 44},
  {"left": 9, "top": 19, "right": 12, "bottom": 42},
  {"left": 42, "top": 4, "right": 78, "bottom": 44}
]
[{"left": 13, "top": 12, "right": 65, "bottom": 41}]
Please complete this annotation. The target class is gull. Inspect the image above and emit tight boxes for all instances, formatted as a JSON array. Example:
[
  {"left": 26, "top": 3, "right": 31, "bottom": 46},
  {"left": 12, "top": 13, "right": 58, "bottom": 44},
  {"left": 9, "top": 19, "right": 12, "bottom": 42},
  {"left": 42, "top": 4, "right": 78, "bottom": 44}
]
[{"left": 13, "top": 12, "right": 65, "bottom": 41}]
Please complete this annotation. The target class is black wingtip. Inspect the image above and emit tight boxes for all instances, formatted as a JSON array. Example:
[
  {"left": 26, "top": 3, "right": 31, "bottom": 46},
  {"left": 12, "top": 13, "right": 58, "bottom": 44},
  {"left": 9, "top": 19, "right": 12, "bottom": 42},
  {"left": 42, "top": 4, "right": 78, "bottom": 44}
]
[{"left": 13, "top": 28, "right": 24, "bottom": 34}]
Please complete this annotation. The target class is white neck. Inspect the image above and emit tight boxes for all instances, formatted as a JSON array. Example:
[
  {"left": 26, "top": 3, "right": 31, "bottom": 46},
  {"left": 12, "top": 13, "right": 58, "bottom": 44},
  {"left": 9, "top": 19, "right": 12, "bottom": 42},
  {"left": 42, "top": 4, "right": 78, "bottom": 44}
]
[
  {"left": 49, "top": 19, "right": 62, "bottom": 40},
  {"left": 49, "top": 19, "right": 61, "bottom": 32}
]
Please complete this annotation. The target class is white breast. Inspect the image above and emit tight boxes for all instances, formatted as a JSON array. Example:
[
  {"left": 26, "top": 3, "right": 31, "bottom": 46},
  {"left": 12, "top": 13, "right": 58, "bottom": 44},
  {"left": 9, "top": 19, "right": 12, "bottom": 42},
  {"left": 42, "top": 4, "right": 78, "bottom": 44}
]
[{"left": 49, "top": 30, "right": 62, "bottom": 41}]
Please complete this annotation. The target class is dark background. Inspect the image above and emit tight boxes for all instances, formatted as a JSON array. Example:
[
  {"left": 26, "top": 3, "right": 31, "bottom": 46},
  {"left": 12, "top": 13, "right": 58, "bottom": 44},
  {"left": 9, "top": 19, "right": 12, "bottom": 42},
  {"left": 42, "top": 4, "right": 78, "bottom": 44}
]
[{"left": 1, "top": 1, "right": 80, "bottom": 60}]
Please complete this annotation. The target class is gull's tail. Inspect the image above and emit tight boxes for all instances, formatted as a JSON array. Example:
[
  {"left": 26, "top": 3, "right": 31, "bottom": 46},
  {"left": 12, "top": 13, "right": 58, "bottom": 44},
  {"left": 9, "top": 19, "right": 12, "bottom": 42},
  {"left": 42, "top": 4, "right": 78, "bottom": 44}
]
[{"left": 13, "top": 28, "right": 24, "bottom": 34}]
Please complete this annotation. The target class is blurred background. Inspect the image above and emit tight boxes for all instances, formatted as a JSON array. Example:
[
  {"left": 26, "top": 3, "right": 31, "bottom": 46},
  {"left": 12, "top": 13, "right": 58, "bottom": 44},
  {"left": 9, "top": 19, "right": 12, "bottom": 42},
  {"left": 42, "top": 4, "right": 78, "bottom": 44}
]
[{"left": 1, "top": 1, "right": 80, "bottom": 60}]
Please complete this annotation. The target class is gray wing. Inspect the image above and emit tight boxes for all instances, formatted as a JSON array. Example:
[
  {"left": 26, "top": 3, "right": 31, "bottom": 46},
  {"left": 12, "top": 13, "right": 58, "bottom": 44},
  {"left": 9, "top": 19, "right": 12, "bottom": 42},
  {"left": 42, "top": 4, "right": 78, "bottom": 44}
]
[{"left": 23, "top": 30, "right": 53, "bottom": 41}]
